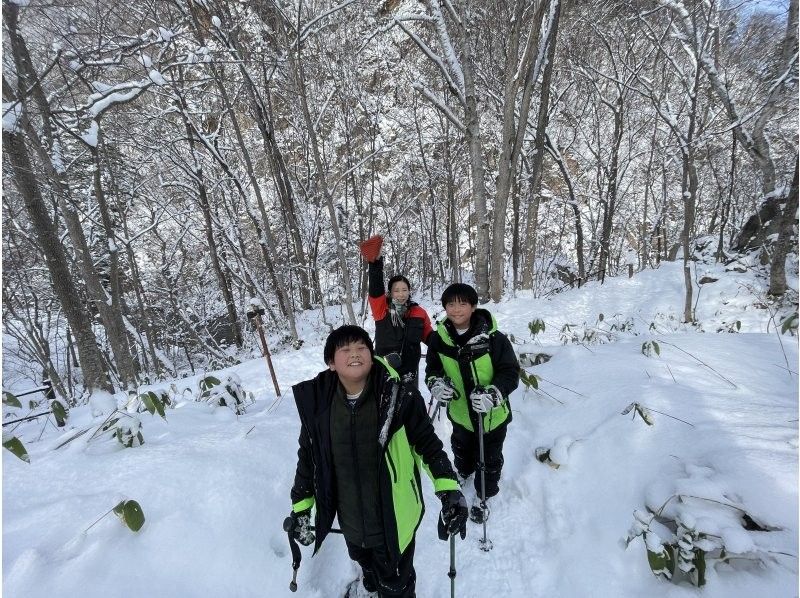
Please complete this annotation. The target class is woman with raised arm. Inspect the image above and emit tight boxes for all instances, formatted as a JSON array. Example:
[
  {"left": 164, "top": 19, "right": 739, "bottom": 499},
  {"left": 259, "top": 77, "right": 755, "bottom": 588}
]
[{"left": 359, "top": 235, "right": 433, "bottom": 387}]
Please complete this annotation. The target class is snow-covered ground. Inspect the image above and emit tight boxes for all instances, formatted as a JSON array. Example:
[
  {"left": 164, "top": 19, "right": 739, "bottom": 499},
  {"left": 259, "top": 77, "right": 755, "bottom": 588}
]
[{"left": 3, "top": 261, "right": 798, "bottom": 597}]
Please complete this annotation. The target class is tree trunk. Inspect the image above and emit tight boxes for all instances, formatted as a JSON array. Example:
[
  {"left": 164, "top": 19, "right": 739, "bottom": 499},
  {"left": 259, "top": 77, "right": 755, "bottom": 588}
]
[
  {"left": 89, "top": 143, "right": 139, "bottom": 387},
  {"left": 3, "top": 129, "right": 112, "bottom": 394},
  {"left": 768, "top": 160, "right": 799, "bottom": 296}
]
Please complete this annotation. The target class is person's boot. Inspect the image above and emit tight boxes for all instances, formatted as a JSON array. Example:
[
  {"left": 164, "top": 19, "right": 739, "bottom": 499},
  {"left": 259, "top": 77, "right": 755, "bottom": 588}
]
[{"left": 469, "top": 495, "right": 491, "bottom": 523}]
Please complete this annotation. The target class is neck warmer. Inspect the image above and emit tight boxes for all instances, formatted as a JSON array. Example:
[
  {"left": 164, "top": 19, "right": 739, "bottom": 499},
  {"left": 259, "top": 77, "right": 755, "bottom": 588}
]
[{"left": 390, "top": 299, "right": 407, "bottom": 328}]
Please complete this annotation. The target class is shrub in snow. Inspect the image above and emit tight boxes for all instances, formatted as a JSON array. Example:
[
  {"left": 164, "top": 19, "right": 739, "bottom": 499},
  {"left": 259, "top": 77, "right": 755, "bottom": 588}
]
[
  {"left": 519, "top": 369, "right": 540, "bottom": 390},
  {"left": 77, "top": 412, "right": 145, "bottom": 449},
  {"left": 518, "top": 352, "right": 551, "bottom": 367},
  {"left": 106, "top": 415, "right": 144, "bottom": 448},
  {"left": 717, "top": 320, "right": 742, "bottom": 333},
  {"left": 641, "top": 340, "right": 661, "bottom": 357},
  {"left": 198, "top": 373, "right": 252, "bottom": 415},
  {"left": 559, "top": 313, "right": 637, "bottom": 346},
  {"left": 627, "top": 467, "right": 779, "bottom": 588},
  {"left": 528, "top": 318, "right": 546, "bottom": 339}
]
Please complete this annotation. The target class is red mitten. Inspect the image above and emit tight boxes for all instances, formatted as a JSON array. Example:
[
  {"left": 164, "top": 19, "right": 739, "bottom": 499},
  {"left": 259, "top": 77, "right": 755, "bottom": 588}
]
[{"left": 359, "top": 235, "right": 383, "bottom": 263}]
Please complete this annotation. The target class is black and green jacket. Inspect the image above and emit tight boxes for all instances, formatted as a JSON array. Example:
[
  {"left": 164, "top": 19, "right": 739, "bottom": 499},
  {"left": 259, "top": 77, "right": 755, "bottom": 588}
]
[
  {"left": 290, "top": 357, "right": 459, "bottom": 565},
  {"left": 425, "top": 309, "right": 520, "bottom": 433}
]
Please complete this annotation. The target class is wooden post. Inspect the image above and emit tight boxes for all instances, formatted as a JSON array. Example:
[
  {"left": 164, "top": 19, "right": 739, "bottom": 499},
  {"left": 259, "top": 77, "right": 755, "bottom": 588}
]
[{"left": 248, "top": 306, "right": 281, "bottom": 397}]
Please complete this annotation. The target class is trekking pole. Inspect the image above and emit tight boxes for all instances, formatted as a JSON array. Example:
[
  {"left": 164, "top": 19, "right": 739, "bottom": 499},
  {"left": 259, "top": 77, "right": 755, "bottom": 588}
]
[
  {"left": 283, "top": 516, "right": 343, "bottom": 592},
  {"left": 283, "top": 518, "right": 302, "bottom": 592},
  {"left": 477, "top": 415, "right": 492, "bottom": 552},
  {"left": 469, "top": 362, "right": 493, "bottom": 552},
  {"left": 448, "top": 532, "right": 457, "bottom": 598}
]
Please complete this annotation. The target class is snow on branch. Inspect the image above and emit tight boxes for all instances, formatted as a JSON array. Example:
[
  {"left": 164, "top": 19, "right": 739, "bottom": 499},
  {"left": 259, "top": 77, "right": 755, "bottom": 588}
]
[
  {"left": 299, "top": 0, "right": 360, "bottom": 43},
  {"left": 83, "top": 79, "right": 151, "bottom": 118},
  {"left": 412, "top": 82, "right": 465, "bottom": 131},
  {"left": 394, "top": 17, "right": 465, "bottom": 106}
]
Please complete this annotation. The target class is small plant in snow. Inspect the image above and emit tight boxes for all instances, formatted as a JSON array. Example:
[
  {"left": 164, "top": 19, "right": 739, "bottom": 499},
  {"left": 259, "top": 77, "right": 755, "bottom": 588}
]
[
  {"left": 107, "top": 414, "right": 144, "bottom": 448},
  {"left": 198, "top": 373, "right": 253, "bottom": 415},
  {"left": 780, "top": 312, "right": 798, "bottom": 335},
  {"left": 621, "top": 402, "right": 654, "bottom": 425},
  {"left": 641, "top": 340, "right": 661, "bottom": 357},
  {"left": 627, "top": 466, "right": 779, "bottom": 588},
  {"left": 86, "top": 499, "right": 146, "bottom": 534},
  {"left": 717, "top": 320, "right": 742, "bottom": 333},
  {"left": 519, "top": 369, "right": 539, "bottom": 390},
  {"left": 528, "top": 318, "right": 546, "bottom": 339}
]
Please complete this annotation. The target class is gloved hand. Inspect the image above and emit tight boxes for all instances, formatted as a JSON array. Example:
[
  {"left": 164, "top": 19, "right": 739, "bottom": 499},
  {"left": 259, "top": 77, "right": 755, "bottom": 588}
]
[
  {"left": 437, "top": 489, "right": 468, "bottom": 540},
  {"left": 384, "top": 352, "right": 402, "bottom": 370},
  {"left": 287, "top": 509, "right": 315, "bottom": 546},
  {"left": 469, "top": 385, "right": 503, "bottom": 413},
  {"left": 359, "top": 235, "right": 383, "bottom": 263},
  {"left": 428, "top": 377, "right": 455, "bottom": 405}
]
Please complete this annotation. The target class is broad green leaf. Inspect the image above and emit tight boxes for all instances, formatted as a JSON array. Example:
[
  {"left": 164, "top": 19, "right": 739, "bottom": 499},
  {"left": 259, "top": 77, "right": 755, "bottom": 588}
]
[
  {"left": 646, "top": 548, "right": 666, "bottom": 575},
  {"left": 141, "top": 393, "right": 156, "bottom": 416},
  {"left": 3, "top": 436, "right": 29, "bottom": 463},
  {"left": 149, "top": 392, "right": 166, "bottom": 419},
  {"left": 114, "top": 500, "right": 145, "bottom": 532},
  {"left": 51, "top": 400, "right": 67, "bottom": 427},
  {"left": 3, "top": 392, "right": 21, "bottom": 408},
  {"left": 653, "top": 341, "right": 660, "bottom": 356}
]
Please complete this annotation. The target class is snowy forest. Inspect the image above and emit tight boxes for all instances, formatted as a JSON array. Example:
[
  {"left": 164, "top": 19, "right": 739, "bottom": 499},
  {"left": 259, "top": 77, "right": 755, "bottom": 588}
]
[
  {"left": 2, "top": 0, "right": 797, "bottom": 397},
  {"left": 3, "top": 1, "right": 799, "bottom": 597}
]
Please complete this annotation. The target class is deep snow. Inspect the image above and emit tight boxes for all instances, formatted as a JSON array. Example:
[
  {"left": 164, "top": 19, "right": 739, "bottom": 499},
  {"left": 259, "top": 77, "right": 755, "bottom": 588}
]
[{"left": 3, "top": 260, "right": 798, "bottom": 597}]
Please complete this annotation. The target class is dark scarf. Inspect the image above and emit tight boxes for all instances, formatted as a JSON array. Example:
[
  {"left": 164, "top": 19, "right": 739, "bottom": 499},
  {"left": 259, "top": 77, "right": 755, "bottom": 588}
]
[{"left": 389, "top": 299, "right": 407, "bottom": 328}]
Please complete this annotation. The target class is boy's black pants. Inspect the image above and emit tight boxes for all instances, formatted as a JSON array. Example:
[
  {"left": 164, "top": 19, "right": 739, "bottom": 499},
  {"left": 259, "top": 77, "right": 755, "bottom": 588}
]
[
  {"left": 451, "top": 422, "right": 507, "bottom": 498},
  {"left": 345, "top": 538, "right": 416, "bottom": 597}
]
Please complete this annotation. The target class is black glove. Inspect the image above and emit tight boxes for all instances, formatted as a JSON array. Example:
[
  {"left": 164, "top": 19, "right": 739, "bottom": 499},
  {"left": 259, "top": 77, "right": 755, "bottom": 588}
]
[
  {"left": 385, "top": 352, "right": 402, "bottom": 370},
  {"left": 287, "top": 509, "right": 315, "bottom": 546},
  {"left": 437, "top": 490, "right": 468, "bottom": 540}
]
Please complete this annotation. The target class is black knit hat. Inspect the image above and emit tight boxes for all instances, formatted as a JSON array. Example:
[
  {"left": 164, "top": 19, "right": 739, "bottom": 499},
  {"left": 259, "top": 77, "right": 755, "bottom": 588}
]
[{"left": 323, "top": 325, "right": 374, "bottom": 364}]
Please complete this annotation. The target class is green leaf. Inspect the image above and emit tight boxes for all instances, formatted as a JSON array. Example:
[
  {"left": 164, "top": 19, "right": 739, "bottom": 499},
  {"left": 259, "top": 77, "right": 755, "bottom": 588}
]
[
  {"left": 200, "top": 376, "right": 221, "bottom": 392},
  {"left": 781, "top": 313, "right": 798, "bottom": 334},
  {"left": 114, "top": 500, "right": 145, "bottom": 532},
  {"left": 141, "top": 393, "right": 156, "bottom": 415},
  {"left": 646, "top": 548, "right": 666, "bottom": 575},
  {"left": 636, "top": 404, "right": 654, "bottom": 425},
  {"left": 693, "top": 549, "right": 706, "bottom": 587},
  {"left": 647, "top": 542, "right": 675, "bottom": 579},
  {"left": 653, "top": 341, "right": 660, "bottom": 356},
  {"left": 149, "top": 392, "right": 165, "bottom": 419},
  {"left": 51, "top": 400, "right": 67, "bottom": 427},
  {"left": 3, "top": 436, "right": 29, "bottom": 463},
  {"left": 3, "top": 392, "right": 21, "bottom": 408}
]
